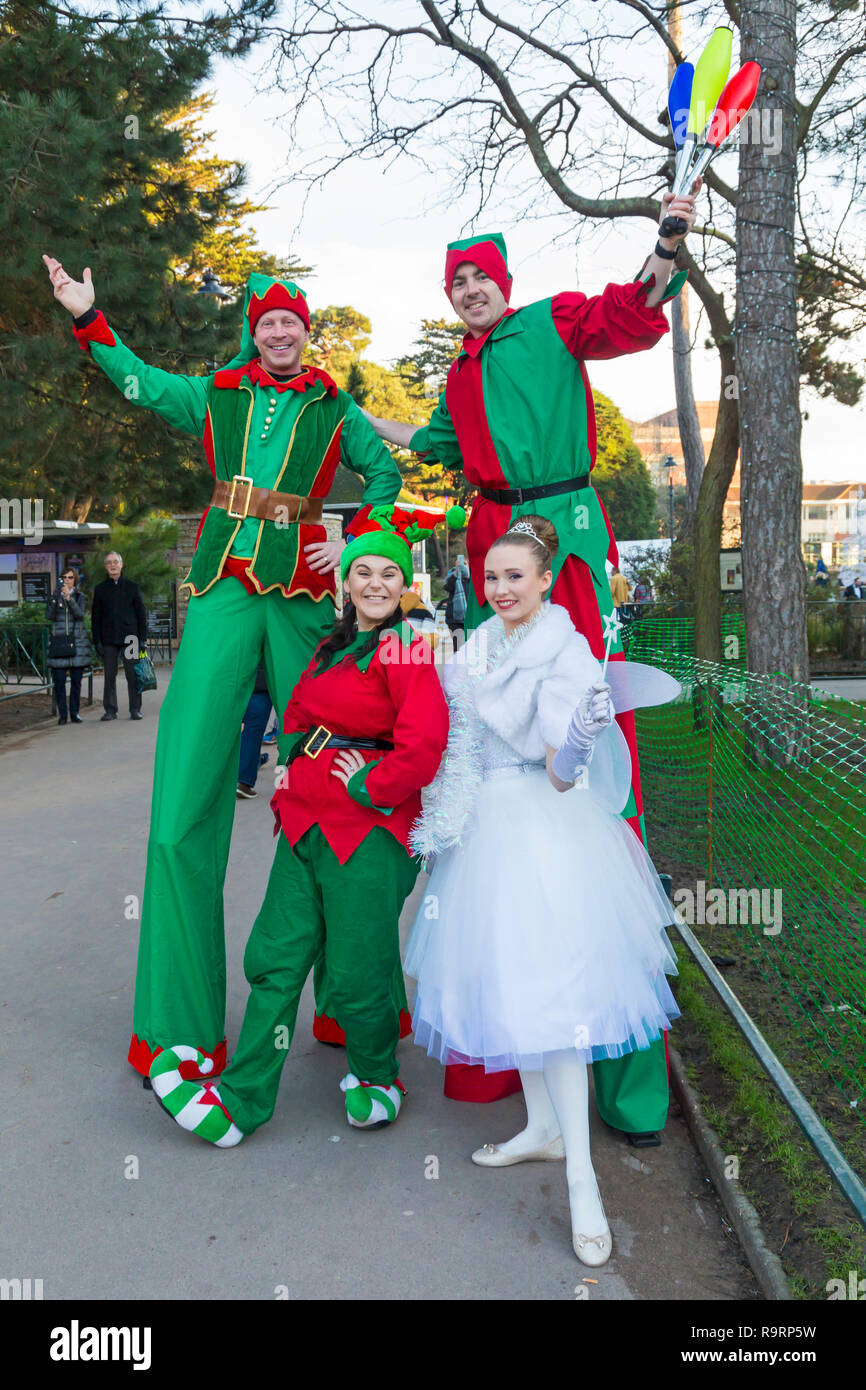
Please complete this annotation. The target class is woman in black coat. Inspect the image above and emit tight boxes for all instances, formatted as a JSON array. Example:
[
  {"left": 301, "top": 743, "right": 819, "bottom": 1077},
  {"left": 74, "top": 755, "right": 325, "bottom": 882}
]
[{"left": 45, "top": 568, "right": 91, "bottom": 724}]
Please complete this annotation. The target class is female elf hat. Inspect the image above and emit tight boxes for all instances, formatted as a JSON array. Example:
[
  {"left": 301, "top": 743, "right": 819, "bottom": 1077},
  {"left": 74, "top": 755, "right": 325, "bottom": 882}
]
[{"left": 341, "top": 504, "right": 467, "bottom": 586}]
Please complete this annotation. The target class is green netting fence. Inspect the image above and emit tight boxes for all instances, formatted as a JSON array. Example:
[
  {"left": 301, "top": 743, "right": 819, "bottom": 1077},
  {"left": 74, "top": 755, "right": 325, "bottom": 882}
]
[{"left": 622, "top": 630, "right": 866, "bottom": 1182}]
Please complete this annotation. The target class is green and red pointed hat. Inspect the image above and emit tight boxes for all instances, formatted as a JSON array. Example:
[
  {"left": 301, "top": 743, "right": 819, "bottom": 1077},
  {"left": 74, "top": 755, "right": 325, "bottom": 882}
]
[
  {"left": 234, "top": 272, "right": 310, "bottom": 361},
  {"left": 444, "top": 232, "right": 512, "bottom": 304},
  {"left": 341, "top": 504, "right": 467, "bottom": 585}
]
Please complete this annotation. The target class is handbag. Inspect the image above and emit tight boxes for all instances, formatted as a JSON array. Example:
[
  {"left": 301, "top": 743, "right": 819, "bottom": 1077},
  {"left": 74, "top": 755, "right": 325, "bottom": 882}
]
[
  {"left": 48, "top": 602, "right": 75, "bottom": 660},
  {"left": 48, "top": 633, "right": 76, "bottom": 659},
  {"left": 133, "top": 649, "right": 157, "bottom": 694}
]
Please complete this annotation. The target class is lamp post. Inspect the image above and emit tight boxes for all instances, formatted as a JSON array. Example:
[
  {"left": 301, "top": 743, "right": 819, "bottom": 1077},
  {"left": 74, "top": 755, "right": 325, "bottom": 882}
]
[
  {"left": 196, "top": 268, "right": 231, "bottom": 373},
  {"left": 664, "top": 454, "right": 677, "bottom": 543}
]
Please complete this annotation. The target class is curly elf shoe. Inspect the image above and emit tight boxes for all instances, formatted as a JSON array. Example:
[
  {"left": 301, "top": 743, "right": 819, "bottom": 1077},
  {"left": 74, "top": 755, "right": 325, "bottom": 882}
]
[
  {"left": 149, "top": 1045, "right": 244, "bottom": 1147},
  {"left": 340, "top": 1072, "right": 406, "bottom": 1129}
]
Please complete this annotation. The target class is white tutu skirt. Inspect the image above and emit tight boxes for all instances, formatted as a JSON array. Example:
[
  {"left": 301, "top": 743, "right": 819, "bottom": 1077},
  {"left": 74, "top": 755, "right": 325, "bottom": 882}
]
[{"left": 405, "top": 767, "right": 680, "bottom": 1071}]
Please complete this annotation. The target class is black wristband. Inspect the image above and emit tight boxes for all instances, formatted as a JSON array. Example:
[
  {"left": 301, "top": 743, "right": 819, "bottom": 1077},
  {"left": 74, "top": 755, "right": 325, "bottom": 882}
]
[
  {"left": 73, "top": 307, "right": 99, "bottom": 329},
  {"left": 654, "top": 240, "right": 678, "bottom": 261}
]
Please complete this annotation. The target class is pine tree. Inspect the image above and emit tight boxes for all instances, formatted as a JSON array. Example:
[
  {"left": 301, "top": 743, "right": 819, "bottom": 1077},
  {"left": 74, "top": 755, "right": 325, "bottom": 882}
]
[{"left": 0, "top": 2, "right": 295, "bottom": 523}]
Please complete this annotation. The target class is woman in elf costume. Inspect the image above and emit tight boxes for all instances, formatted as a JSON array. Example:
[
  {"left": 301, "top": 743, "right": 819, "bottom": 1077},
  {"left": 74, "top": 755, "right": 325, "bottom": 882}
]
[
  {"left": 149, "top": 506, "right": 453, "bottom": 1142},
  {"left": 406, "top": 516, "right": 681, "bottom": 1264}
]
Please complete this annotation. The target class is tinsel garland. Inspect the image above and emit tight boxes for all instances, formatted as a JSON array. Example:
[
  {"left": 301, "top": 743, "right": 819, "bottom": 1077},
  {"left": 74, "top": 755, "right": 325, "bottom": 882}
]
[{"left": 409, "top": 608, "right": 545, "bottom": 859}]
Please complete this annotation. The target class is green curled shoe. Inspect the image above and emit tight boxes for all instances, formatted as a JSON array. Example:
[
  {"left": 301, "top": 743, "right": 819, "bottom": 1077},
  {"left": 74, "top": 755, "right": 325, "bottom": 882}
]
[
  {"left": 149, "top": 1045, "right": 244, "bottom": 1147},
  {"left": 340, "top": 1072, "right": 406, "bottom": 1129}
]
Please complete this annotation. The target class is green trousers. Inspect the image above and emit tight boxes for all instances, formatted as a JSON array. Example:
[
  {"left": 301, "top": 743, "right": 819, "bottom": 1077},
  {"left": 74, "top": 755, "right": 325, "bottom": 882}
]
[
  {"left": 219, "top": 825, "right": 418, "bottom": 1135},
  {"left": 133, "top": 578, "right": 333, "bottom": 1059}
]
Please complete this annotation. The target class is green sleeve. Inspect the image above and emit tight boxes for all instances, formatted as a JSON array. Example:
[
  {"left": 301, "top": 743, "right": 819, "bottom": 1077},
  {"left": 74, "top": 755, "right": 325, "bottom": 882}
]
[
  {"left": 346, "top": 759, "right": 394, "bottom": 815},
  {"left": 408, "top": 389, "right": 464, "bottom": 468},
  {"left": 88, "top": 329, "right": 209, "bottom": 436},
  {"left": 339, "top": 395, "right": 403, "bottom": 507}
]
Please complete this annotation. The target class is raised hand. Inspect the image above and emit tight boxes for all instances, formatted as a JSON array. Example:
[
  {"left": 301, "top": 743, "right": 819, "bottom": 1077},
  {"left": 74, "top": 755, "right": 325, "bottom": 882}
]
[
  {"left": 42, "top": 255, "right": 95, "bottom": 316},
  {"left": 659, "top": 175, "right": 703, "bottom": 245}
]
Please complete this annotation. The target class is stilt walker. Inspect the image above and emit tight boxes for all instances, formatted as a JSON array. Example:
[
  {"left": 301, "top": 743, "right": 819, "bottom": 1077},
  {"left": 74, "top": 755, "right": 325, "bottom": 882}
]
[
  {"left": 42, "top": 257, "right": 404, "bottom": 1077},
  {"left": 364, "top": 185, "right": 698, "bottom": 1135}
]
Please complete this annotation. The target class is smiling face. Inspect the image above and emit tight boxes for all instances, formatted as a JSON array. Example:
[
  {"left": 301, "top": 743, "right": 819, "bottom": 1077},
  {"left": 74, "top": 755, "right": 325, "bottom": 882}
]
[
  {"left": 345, "top": 554, "right": 407, "bottom": 630},
  {"left": 449, "top": 261, "right": 507, "bottom": 337},
  {"left": 483, "top": 542, "right": 551, "bottom": 634},
  {"left": 253, "top": 309, "right": 309, "bottom": 375}
]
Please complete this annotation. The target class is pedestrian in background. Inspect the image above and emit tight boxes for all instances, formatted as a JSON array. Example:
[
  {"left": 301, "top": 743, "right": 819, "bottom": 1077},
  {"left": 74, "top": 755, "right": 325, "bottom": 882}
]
[
  {"left": 91, "top": 551, "right": 147, "bottom": 721},
  {"left": 237, "top": 663, "right": 274, "bottom": 799},
  {"left": 443, "top": 552, "right": 470, "bottom": 634},
  {"left": 46, "top": 567, "right": 90, "bottom": 725},
  {"left": 609, "top": 565, "right": 630, "bottom": 616}
]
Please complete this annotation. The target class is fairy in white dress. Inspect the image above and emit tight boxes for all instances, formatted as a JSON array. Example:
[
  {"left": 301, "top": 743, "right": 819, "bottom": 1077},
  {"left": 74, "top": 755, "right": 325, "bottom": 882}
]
[{"left": 405, "top": 515, "right": 681, "bottom": 1266}]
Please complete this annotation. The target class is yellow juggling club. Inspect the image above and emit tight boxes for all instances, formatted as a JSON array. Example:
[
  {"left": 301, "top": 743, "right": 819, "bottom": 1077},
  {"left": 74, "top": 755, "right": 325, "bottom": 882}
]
[{"left": 673, "top": 25, "right": 733, "bottom": 195}]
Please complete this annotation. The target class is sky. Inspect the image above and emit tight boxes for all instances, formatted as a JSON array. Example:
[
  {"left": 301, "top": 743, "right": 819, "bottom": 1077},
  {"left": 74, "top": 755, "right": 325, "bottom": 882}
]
[{"left": 201, "top": 12, "right": 866, "bottom": 485}]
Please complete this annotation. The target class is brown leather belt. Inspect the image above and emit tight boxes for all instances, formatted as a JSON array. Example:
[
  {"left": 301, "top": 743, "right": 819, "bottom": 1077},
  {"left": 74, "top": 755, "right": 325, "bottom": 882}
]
[{"left": 210, "top": 476, "right": 323, "bottom": 524}]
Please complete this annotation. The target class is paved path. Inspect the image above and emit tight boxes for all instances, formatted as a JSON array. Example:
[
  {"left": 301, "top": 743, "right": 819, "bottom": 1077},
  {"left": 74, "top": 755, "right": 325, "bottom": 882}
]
[
  {"left": 810, "top": 677, "right": 866, "bottom": 702},
  {"left": 0, "top": 674, "right": 759, "bottom": 1300}
]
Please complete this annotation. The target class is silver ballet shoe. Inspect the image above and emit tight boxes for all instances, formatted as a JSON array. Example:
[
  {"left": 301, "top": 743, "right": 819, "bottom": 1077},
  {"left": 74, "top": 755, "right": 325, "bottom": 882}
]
[
  {"left": 572, "top": 1226, "right": 613, "bottom": 1267},
  {"left": 471, "top": 1135, "right": 566, "bottom": 1167}
]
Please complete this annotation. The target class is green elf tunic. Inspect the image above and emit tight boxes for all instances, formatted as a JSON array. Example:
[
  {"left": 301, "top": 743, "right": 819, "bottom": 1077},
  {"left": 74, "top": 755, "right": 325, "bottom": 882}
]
[
  {"left": 409, "top": 241, "right": 686, "bottom": 1132},
  {"left": 71, "top": 278, "right": 402, "bottom": 1077}
]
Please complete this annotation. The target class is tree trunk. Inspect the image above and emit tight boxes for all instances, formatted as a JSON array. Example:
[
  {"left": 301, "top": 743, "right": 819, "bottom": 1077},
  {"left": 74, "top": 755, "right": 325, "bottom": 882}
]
[
  {"left": 736, "top": 0, "right": 808, "bottom": 681},
  {"left": 666, "top": 2, "right": 705, "bottom": 531},
  {"left": 693, "top": 340, "right": 740, "bottom": 662},
  {"left": 671, "top": 291, "right": 706, "bottom": 526}
]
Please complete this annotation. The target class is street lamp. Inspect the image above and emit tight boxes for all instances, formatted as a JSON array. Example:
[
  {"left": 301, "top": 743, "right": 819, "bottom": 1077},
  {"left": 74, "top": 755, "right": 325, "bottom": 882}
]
[
  {"left": 196, "top": 268, "right": 231, "bottom": 301},
  {"left": 663, "top": 454, "right": 677, "bottom": 542},
  {"left": 196, "top": 269, "right": 231, "bottom": 372}
]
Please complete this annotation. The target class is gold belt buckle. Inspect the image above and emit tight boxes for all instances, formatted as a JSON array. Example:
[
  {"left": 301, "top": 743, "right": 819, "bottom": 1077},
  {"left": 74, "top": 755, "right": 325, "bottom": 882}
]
[
  {"left": 227, "top": 474, "right": 253, "bottom": 520},
  {"left": 303, "top": 724, "right": 332, "bottom": 759}
]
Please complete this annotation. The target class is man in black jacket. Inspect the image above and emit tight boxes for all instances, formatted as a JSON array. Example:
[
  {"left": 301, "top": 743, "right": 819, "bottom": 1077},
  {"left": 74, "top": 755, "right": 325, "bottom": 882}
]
[{"left": 91, "top": 552, "right": 148, "bottom": 720}]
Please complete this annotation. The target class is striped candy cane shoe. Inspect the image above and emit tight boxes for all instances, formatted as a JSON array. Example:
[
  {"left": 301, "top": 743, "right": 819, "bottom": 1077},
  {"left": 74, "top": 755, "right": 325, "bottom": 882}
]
[
  {"left": 149, "top": 1045, "right": 244, "bottom": 1147},
  {"left": 340, "top": 1072, "right": 406, "bottom": 1129}
]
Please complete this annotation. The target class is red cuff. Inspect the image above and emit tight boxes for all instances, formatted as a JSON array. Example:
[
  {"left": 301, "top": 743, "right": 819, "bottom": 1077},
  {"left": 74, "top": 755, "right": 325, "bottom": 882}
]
[{"left": 73, "top": 309, "right": 117, "bottom": 353}]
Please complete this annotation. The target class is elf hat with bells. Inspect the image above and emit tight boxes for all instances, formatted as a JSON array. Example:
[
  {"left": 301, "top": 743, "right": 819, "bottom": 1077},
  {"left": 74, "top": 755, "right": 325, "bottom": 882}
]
[{"left": 341, "top": 504, "right": 467, "bottom": 587}]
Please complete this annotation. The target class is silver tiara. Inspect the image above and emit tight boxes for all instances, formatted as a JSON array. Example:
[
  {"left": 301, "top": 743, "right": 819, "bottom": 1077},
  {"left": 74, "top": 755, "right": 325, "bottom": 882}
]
[{"left": 506, "top": 520, "right": 540, "bottom": 542}]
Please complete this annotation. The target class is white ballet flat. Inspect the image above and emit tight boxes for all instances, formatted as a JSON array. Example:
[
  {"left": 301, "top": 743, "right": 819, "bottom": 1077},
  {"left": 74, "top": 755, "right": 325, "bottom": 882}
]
[
  {"left": 571, "top": 1179, "right": 612, "bottom": 1266},
  {"left": 572, "top": 1226, "right": 613, "bottom": 1267},
  {"left": 471, "top": 1136, "right": 566, "bottom": 1167}
]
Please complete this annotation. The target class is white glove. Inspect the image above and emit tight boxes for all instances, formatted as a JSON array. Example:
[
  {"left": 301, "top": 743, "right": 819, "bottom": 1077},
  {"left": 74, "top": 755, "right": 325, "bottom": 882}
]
[{"left": 551, "top": 682, "right": 613, "bottom": 783}]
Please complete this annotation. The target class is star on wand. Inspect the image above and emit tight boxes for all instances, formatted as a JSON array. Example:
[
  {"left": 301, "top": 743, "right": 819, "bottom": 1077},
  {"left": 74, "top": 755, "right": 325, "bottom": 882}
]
[{"left": 601, "top": 610, "right": 623, "bottom": 681}]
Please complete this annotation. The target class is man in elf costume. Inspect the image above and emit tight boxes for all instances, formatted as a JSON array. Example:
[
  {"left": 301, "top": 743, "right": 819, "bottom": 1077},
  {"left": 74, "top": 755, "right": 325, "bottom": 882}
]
[
  {"left": 42, "top": 256, "right": 404, "bottom": 1079},
  {"left": 364, "top": 184, "right": 698, "bottom": 1140},
  {"left": 147, "top": 506, "right": 453, "bottom": 1143}
]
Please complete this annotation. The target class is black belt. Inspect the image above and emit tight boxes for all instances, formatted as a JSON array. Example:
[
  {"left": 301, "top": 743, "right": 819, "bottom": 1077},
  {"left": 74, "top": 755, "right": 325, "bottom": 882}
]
[
  {"left": 288, "top": 724, "right": 394, "bottom": 763},
  {"left": 477, "top": 474, "right": 591, "bottom": 506}
]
